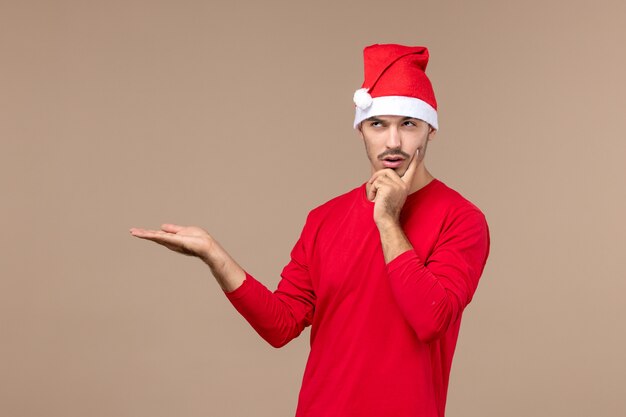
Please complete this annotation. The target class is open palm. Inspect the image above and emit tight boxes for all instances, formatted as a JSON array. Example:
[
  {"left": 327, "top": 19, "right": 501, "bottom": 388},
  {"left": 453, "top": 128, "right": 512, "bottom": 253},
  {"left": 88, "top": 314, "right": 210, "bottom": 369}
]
[{"left": 129, "top": 223, "right": 212, "bottom": 260}]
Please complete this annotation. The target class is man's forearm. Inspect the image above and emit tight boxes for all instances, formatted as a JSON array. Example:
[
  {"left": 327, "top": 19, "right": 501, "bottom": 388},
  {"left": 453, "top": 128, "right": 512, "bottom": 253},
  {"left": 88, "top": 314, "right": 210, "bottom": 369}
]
[
  {"left": 376, "top": 219, "right": 413, "bottom": 264},
  {"left": 201, "top": 239, "right": 247, "bottom": 292}
]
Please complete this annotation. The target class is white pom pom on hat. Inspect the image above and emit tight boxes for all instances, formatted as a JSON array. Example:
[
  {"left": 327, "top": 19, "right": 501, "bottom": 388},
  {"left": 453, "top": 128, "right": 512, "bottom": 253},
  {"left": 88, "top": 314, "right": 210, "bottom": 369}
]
[
  {"left": 353, "top": 44, "right": 438, "bottom": 130},
  {"left": 353, "top": 88, "right": 373, "bottom": 110}
]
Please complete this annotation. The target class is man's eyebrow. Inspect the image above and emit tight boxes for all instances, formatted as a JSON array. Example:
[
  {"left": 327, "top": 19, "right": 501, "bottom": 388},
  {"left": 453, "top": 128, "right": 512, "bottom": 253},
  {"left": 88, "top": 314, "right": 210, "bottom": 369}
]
[{"left": 364, "top": 116, "right": 418, "bottom": 122}]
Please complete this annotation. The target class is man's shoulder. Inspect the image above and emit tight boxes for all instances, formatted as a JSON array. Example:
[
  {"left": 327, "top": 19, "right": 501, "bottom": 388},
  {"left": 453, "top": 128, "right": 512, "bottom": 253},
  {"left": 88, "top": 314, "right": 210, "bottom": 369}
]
[
  {"left": 435, "top": 179, "right": 484, "bottom": 212},
  {"left": 431, "top": 179, "right": 488, "bottom": 227},
  {"left": 305, "top": 183, "right": 365, "bottom": 222}
]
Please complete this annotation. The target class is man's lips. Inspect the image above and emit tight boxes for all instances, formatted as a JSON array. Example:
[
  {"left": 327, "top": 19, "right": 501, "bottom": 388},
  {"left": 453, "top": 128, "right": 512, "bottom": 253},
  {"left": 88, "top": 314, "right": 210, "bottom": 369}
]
[{"left": 381, "top": 157, "right": 405, "bottom": 168}]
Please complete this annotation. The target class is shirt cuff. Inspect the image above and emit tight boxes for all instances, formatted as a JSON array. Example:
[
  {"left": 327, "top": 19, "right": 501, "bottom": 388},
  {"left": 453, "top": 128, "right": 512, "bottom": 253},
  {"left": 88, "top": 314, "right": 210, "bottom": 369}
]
[
  {"left": 386, "top": 249, "right": 423, "bottom": 274},
  {"left": 223, "top": 272, "right": 255, "bottom": 301}
]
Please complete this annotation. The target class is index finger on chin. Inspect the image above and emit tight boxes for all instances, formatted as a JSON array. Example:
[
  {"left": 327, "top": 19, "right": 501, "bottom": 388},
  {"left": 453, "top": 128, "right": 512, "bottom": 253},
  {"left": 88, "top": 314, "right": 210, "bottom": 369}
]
[{"left": 400, "top": 149, "right": 419, "bottom": 186}]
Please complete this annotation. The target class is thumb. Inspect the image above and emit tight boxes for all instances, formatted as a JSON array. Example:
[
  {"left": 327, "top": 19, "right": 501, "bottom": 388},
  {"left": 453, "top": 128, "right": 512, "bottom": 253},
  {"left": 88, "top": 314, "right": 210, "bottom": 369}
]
[{"left": 161, "top": 223, "right": 185, "bottom": 233}]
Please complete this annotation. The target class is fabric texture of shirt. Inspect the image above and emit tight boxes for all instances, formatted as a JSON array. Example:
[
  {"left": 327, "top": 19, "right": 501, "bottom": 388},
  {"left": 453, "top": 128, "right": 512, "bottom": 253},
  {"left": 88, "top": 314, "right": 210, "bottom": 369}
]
[{"left": 223, "top": 178, "right": 491, "bottom": 417}]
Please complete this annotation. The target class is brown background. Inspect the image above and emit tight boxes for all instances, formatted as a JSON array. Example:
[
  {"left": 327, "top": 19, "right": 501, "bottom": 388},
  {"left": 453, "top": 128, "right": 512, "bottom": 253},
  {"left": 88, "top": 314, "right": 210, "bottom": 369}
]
[{"left": 1, "top": 0, "right": 625, "bottom": 416}]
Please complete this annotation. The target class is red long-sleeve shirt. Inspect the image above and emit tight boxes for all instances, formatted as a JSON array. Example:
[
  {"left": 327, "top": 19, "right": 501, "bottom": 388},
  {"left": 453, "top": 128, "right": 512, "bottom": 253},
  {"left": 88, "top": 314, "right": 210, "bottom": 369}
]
[{"left": 224, "top": 178, "right": 490, "bottom": 417}]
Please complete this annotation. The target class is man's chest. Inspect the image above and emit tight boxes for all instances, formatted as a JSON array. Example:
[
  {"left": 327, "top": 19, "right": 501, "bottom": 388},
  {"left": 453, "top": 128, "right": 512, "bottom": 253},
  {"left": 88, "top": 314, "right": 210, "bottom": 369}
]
[{"left": 307, "top": 205, "right": 443, "bottom": 299}]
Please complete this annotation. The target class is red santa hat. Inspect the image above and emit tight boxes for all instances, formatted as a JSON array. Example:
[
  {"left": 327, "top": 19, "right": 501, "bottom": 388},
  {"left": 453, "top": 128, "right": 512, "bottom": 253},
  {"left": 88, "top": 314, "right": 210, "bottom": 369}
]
[{"left": 353, "top": 44, "right": 438, "bottom": 130}]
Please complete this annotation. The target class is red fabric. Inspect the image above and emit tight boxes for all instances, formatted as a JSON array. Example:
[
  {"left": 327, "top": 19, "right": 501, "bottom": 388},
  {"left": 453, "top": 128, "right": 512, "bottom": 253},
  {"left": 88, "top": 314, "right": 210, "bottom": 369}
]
[
  {"left": 361, "top": 43, "right": 437, "bottom": 110},
  {"left": 224, "top": 178, "right": 490, "bottom": 417}
]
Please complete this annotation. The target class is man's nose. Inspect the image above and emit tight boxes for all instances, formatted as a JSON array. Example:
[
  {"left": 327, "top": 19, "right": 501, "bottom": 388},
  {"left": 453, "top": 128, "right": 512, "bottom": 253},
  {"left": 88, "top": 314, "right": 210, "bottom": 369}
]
[{"left": 386, "top": 126, "right": 401, "bottom": 148}]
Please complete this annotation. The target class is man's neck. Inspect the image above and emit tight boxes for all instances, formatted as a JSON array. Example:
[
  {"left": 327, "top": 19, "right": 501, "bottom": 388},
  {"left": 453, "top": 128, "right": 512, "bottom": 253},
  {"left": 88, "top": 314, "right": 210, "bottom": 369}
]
[{"left": 407, "top": 166, "right": 435, "bottom": 195}]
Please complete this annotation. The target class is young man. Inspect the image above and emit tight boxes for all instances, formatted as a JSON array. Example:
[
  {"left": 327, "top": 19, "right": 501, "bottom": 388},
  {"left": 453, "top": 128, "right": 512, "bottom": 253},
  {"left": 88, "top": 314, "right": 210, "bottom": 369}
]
[{"left": 130, "top": 43, "right": 490, "bottom": 417}]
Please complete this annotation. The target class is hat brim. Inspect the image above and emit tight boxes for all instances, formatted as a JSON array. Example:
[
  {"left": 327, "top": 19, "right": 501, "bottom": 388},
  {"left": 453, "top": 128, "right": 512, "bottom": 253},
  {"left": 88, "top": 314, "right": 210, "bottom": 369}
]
[{"left": 353, "top": 96, "right": 438, "bottom": 130}]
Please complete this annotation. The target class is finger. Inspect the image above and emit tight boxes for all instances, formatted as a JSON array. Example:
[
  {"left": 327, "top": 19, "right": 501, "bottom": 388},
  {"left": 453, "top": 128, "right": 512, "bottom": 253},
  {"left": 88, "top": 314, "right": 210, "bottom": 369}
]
[
  {"left": 367, "top": 182, "right": 377, "bottom": 201},
  {"left": 368, "top": 168, "right": 399, "bottom": 184},
  {"left": 368, "top": 177, "right": 388, "bottom": 200},
  {"left": 368, "top": 168, "right": 400, "bottom": 200},
  {"left": 373, "top": 175, "right": 392, "bottom": 187},
  {"left": 400, "top": 149, "right": 420, "bottom": 186},
  {"left": 130, "top": 227, "right": 169, "bottom": 237},
  {"left": 379, "top": 170, "right": 404, "bottom": 187},
  {"left": 130, "top": 229, "right": 181, "bottom": 245},
  {"left": 161, "top": 223, "right": 185, "bottom": 233},
  {"left": 375, "top": 178, "right": 400, "bottom": 197},
  {"left": 370, "top": 176, "right": 395, "bottom": 197},
  {"left": 129, "top": 227, "right": 154, "bottom": 236}
]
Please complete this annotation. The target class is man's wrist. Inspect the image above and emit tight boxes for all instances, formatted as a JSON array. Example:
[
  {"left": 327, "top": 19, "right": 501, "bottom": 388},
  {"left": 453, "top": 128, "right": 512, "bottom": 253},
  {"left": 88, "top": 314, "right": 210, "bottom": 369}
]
[
  {"left": 375, "top": 216, "right": 401, "bottom": 231},
  {"left": 375, "top": 216, "right": 413, "bottom": 263},
  {"left": 200, "top": 237, "right": 224, "bottom": 269}
]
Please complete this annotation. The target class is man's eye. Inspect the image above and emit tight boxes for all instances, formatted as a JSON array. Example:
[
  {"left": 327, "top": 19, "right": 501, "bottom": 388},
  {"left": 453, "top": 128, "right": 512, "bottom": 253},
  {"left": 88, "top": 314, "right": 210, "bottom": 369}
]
[
  {"left": 370, "top": 121, "right": 382, "bottom": 127},
  {"left": 403, "top": 121, "right": 416, "bottom": 126}
]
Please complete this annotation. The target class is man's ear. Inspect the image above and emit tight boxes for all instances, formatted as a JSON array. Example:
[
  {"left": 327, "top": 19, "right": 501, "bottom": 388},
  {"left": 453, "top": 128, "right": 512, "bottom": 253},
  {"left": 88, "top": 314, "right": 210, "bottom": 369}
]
[
  {"left": 427, "top": 127, "right": 437, "bottom": 141},
  {"left": 356, "top": 123, "right": 364, "bottom": 139}
]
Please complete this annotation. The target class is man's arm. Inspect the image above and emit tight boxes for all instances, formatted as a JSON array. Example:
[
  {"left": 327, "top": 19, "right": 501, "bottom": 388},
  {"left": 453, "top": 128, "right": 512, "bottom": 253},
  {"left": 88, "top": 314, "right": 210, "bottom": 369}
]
[
  {"left": 129, "top": 222, "right": 316, "bottom": 348},
  {"left": 384, "top": 210, "right": 490, "bottom": 342},
  {"left": 129, "top": 223, "right": 246, "bottom": 292},
  {"left": 366, "top": 158, "right": 490, "bottom": 343},
  {"left": 366, "top": 152, "right": 420, "bottom": 264}
]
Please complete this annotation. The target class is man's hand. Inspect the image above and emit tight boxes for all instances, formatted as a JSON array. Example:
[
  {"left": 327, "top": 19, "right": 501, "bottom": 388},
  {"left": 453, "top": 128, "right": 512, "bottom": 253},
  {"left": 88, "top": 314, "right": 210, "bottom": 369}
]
[
  {"left": 129, "top": 223, "right": 215, "bottom": 263},
  {"left": 129, "top": 223, "right": 246, "bottom": 292},
  {"left": 367, "top": 150, "right": 419, "bottom": 227}
]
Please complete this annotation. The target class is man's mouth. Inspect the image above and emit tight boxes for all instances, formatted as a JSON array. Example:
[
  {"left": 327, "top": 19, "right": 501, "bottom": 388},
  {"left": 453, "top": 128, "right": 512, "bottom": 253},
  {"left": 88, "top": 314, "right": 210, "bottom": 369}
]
[{"left": 381, "top": 156, "right": 405, "bottom": 169}]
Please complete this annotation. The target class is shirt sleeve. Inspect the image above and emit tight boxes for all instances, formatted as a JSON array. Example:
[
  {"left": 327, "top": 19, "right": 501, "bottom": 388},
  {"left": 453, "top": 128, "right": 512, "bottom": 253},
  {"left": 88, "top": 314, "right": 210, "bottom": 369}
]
[
  {"left": 385, "top": 207, "right": 490, "bottom": 343},
  {"left": 223, "top": 215, "right": 316, "bottom": 348}
]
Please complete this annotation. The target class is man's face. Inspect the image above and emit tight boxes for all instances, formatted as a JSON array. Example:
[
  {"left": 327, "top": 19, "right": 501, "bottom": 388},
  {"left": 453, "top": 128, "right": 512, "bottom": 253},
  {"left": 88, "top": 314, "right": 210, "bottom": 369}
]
[{"left": 358, "top": 115, "right": 435, "bottom": 176}]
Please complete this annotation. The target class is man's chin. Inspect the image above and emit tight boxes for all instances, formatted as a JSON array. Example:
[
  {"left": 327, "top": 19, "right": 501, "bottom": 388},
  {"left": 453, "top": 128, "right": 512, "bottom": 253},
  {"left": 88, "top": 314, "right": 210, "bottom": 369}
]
[{"left": 394, "top": 164, "right": 409, "bottom": 175}]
